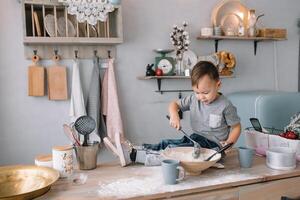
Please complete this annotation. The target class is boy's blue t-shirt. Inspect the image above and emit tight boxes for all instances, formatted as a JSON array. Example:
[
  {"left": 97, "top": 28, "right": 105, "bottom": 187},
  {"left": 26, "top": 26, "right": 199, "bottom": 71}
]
[{"left": 177, "top": 93, "right": 240, "bottom": 144}]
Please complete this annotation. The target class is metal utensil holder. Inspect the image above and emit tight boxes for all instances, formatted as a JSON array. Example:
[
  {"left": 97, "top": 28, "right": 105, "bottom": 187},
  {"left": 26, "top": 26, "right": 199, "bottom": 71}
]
[{"left": 74, "top": 142, "right": 99, "bottom": 170}]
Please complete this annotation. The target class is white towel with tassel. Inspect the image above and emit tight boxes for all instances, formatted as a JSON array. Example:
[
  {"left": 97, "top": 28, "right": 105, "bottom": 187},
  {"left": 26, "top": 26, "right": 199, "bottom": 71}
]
[{"left": 69, "top": 59, "right": 86, "bottom": 123}]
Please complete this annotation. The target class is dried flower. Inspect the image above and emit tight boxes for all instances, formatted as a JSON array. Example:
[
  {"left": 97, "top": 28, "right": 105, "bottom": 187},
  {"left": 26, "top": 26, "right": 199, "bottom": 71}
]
[{"left": 170, "top": 22, "right": 190, "bottom": 58}]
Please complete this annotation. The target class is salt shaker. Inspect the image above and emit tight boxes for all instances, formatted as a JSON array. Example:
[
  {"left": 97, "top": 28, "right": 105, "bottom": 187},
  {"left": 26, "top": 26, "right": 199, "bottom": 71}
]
[{"left": 52, "top": 145, "right": 73, "bottom": 178}]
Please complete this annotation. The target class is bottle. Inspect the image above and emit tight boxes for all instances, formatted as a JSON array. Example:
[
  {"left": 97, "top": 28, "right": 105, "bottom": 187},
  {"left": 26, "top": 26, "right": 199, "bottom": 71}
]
[
  {"left": 238, "top": 23, "right": 245, "bottom": 36},
  {"left": 248, "top": 9, "right": 256, "bottom": 37}
]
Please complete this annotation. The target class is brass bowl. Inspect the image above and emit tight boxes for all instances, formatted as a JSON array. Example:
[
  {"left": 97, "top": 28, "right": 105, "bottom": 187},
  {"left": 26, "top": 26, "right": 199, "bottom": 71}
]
[{"left": 0, "top": 165, "right": 59, "bottom": 200}]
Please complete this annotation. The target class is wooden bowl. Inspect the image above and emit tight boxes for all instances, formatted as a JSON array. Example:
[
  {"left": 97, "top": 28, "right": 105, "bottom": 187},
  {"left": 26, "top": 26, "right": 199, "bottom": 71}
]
[
  {"left": 0, "top": 165, "right": 59, "bottom": 200},
  {"left": 162, "top": 147, "right": 221, "bottom": 175}
]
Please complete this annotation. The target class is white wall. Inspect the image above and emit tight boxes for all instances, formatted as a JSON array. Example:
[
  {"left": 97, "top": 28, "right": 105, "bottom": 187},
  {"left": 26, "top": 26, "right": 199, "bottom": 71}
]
[{"left": 0, "top": 0, "right": 299, "bottom": 164}]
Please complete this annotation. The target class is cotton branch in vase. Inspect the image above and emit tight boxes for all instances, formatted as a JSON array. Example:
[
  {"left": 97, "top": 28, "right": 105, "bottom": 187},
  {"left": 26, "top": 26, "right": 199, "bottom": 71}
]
[{"left": 170, "top": 22, "right": 190, "bottom": 75}]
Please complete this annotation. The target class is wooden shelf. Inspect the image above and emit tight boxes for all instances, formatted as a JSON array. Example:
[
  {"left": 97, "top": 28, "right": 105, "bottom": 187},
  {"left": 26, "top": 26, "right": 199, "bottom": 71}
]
[
  {"left": 197, "top": 35, "right": 286, "bottom": 41},
  {"left": 137, "top": 75, "right": 234, "bottom": 94},
  {"left": 137, "top": 75, "right": 234, "bottom": 80},
  {"left": 197, "top": 35, "right": 287, "bottom": 55},
  {"left": 23, "top": 36, "right": 123, "bottom": 45}
]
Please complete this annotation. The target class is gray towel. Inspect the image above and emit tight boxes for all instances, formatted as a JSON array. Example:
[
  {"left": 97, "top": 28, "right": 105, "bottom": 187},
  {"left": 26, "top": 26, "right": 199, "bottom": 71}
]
[{"left": 86, "top": 56, "right": 107, "bottom": 142}]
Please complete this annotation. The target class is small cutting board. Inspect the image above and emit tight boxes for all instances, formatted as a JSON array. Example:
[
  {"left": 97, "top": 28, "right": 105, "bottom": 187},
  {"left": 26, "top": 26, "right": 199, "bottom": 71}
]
[
  {"left": 47, "top": 66, "right": 68, "bottom": 100},
  {"left": 47, "top": 55, "right": 68, "bottom": 100},
  {"left": 28, "top": 55, "right": 45, "bottom": 96}
]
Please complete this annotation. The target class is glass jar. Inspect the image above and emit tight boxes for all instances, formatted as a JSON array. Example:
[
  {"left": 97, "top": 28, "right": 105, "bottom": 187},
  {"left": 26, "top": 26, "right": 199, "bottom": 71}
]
[{"left": 176, "top": 55, "right": 184, "bottom": 76}]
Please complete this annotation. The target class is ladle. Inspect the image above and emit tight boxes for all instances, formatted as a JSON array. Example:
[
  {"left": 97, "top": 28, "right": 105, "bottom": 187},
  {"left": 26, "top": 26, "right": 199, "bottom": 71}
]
[{"left": 166, "top": 115, "right": 201, "bottom": 159}]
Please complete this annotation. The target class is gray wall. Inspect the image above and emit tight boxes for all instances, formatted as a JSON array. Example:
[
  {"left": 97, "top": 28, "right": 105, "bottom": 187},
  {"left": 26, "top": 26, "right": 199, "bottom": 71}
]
[{"left": 0, "top": 0, "right": 299, "bottom": 165}]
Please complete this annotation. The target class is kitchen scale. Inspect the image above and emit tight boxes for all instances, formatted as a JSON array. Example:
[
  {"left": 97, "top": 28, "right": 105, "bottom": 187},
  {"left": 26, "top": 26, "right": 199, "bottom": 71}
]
[{"left": 154, "top": 49, "right": 175, "bottom": 76}]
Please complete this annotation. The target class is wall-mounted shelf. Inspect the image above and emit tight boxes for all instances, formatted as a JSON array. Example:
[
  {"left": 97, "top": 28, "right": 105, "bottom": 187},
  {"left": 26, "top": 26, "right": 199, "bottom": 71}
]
[
  {"left": 22, "top": 0, "right": 123, "bottom": 59},
  {"left": 137, "top": 75, "right": 234, "bottom": 94},
  {"left": 197, "top": 36, "right": 286, "bottom": 55}
]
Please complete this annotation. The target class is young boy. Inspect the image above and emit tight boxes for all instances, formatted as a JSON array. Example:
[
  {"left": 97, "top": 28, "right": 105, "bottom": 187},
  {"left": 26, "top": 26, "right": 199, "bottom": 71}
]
[
  {"left": 168, "top": 61, "right": 241, "bottom": 148},
  {"left": 104, "top": 61, "right": 241, "bottom": 166}
]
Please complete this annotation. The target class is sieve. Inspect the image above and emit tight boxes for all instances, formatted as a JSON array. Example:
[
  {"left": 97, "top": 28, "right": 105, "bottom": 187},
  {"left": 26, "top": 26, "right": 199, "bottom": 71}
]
[{"left": 74, "top": 116, "right": 96, "bottom": 146}]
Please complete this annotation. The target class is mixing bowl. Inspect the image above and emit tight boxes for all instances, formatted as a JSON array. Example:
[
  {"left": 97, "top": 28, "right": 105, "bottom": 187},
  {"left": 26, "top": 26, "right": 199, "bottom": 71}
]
[{"left": 162, "top": 147, "right": 221, "bottom": 175}]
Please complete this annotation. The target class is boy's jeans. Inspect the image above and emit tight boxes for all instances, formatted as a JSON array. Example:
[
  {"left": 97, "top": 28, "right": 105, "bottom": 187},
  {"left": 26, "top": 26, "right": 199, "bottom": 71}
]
[{"left": 142, "top": 133, "right": 220, "bottom": 151}]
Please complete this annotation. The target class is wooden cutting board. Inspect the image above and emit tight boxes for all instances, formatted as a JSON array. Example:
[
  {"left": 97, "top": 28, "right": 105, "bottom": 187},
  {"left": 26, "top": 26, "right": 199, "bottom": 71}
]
[
  {"left": 47, "top": 55, "right": 68, "bottom": 100},
  {"left": 28, "top": 55, "right": 45, "bottom": 96}
]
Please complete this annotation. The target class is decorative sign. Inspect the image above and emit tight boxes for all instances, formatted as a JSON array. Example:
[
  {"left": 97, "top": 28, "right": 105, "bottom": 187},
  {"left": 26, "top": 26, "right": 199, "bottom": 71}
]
[{"left": 58, "top": 0, "right": 115, "bottom": 25}]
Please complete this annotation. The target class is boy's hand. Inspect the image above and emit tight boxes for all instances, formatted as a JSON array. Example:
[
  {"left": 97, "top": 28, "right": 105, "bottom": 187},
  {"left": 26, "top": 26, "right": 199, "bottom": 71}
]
[
  {"left": 169, "top": 115, "right": 181, "bottom": 130},
  {"left": 220, "top": 141, "right": 228, "bottom": 147},
  {"left": 220, "top": 141, "right": 233, "bottom": 153}
]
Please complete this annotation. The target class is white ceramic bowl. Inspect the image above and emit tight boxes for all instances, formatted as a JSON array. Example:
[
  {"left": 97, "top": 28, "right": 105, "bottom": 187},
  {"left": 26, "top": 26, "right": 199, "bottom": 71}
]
[
  {"left": 201, "top": 27, "right": 214, "bottom": 36},
  {"left": 266, "top": 147, "right": 296, "bottom": 170},
  {"left": 161, "top": 147, "right": 221, "bottom": 175}
]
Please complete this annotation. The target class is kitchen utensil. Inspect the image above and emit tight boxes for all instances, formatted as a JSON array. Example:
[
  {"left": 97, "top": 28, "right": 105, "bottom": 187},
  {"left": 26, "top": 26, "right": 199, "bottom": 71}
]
[
  {"left": 161, "top": 159, "right": 185, "bottom": 185},
  {"left": 74, "top": 116, "right": 96, "bottom": 146},
  {"left": 211, "top": 0, "right": 249, "bottom": 28},
  {"left": 74, "top": 141, "right": 99, "bottom": 170},
  {"left": 35, "top": 154, "right": 52, "bottom": 167},
  {"left": 201, "top": 27, "right": 213, "bottom": 36},
  {"left": 0, "top": 165, "right": 59, "bottom": 200},
  {"left": 47, "top": 54, "right": 68, "bottom": 100},
  {"left": 44, "top": 14, "right": 56, "bottom": 37},
  {"left": 205, "top": 142, "right": 233, "bottom": 161},
  {"left": 52, "top": 145, "right": 74, "bottom": 178},
  {"left": 63, "top": 124, "right": 80, "bottom": 146},
  {"left": 33, "top": 11, "right": 41, "bottom": 36},
  {"left": 220, "top": 13, "right": 242, "bottom": 36},
  {"left": 28, "top": 54, "right": 45, "bottom": 96},
  {"left": 238, "top": 147, "right": 254, "bottom": 168},
  {"left": 166, "top": 115, "right": 201, "bottom": 159},
  {"left": 162, "top": 147, "right": 221, "bottom": 175},
  {"left": 57, "top": 16, "right": 76, "bottom": 37},
  {"left": 266, "top": 147, "right": 296, "bottom": 170}
]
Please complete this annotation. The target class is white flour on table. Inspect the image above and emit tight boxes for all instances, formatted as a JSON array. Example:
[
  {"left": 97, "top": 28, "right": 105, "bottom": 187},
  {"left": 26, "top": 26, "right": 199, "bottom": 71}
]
[
  {"left": 97, "top": 173, "right": 162, "bottom": 198},
  {"left": 95, "top": 165, "right": 259, "bottom": 199}
]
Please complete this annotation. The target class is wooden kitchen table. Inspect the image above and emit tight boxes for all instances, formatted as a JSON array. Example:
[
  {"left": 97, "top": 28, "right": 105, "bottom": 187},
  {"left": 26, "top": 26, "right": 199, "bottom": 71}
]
[{"left": 37, "top": 150, "right": 300, "bottom": 200}]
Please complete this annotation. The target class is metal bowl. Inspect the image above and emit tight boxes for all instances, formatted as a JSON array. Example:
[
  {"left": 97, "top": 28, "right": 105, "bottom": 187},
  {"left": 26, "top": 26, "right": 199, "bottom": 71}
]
[{"left": 0, "top": 165, "right": 59, "bottom": 200}]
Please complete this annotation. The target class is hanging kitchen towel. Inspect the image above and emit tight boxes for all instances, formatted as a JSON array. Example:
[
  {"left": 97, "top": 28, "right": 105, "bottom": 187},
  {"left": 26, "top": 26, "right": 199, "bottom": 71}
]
[
  {"left": 86, "top": 56, "right": 107, "bottom": 142},
  {"left": 101, "top": 59, "right": 124, "bottom": 142},
  {"left": 69, "top": 59, "right": 86, "bottom": 123}
]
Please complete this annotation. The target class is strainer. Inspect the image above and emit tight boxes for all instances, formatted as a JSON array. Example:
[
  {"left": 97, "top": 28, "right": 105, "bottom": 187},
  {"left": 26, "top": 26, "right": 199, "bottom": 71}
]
[{"left": 74, "top": 116, "right": 96, "bottom": 146}]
